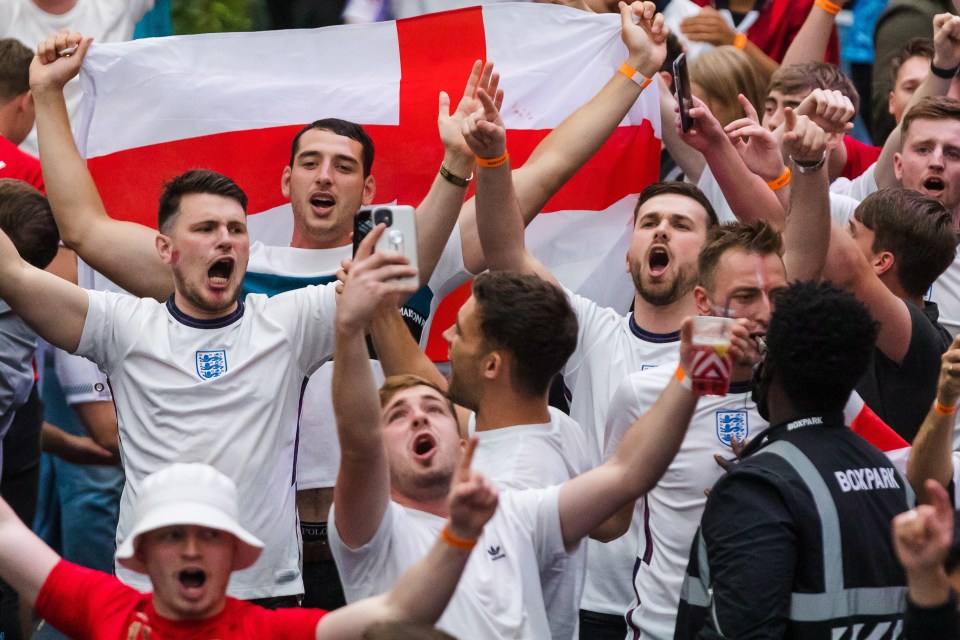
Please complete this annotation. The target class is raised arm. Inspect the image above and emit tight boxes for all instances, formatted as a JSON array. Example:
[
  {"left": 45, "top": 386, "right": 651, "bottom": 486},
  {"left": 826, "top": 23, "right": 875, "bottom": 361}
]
[
  {"left": 780, "top": 0, "right": 850, "bottom": 67},
  {"left": 893, "top": 480, "right": 954, "bottom": 612},
  {"left": 557, "top": 319, "right": 749, "bottom": 547},
  {"left": 876, "top": 14, "right": 960, "bottom": 190},
  {"left": 679, "top": 96, "right": 786, "bottom": 228},
  {"left": 679, "top": 7, "right": 778, "bottom": 79},
  {"left": 0, "top": 227, "right": 87, "bottom": 352},
  {"left": 907, "top": 337, "right": 960, "bottom": 499},
  {"left": 458, "top": 0, "right": 669, "bottom": 273},
  {"left": 316, "top": 438, "right": 498, "bottom": 639},
  {"left": 31, "top": 31, "right": 173, "bottom": 301},
  {"left": 780, "top": 107, "right": 833, "bottom": 282},
  {"left": 332, "top": 226, "right": 419, "bottom": 548},
  {"left": 0, "top": 496, "right": 60, "bottom": 608},
  {"left": 414, "top": 61, "right": 501, "bottom": 286},
  {"left": 822, "top": 220, "right": 912, "bottom": 364}
]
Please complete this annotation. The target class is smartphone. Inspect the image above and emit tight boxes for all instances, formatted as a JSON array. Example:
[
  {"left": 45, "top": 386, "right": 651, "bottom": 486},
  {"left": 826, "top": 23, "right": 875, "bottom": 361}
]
[
  {"left": 352, "top": 205, "right": 419, "bottom": 287},
  {"left": 673, "top": 52, "right": 694, "bottom": 133}
]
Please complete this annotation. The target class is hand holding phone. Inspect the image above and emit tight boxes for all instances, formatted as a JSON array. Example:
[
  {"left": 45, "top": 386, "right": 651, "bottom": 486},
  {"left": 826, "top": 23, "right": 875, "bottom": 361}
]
[{"left": 352, "top": 205, "right": 419, "bottom": 287}]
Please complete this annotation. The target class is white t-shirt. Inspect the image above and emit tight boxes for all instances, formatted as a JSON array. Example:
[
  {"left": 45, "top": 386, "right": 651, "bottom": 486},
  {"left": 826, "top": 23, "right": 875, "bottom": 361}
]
[
  {"left": 469, "top": 407, "right": 593, "bottom": 640},
  {"left": 829, "top": 162, "right": 878, "bottom": 202},
  {"left": 562, "top": 290, "right": 681, "bottom": 616},
  {"left": 329, "top": 486, "right": 575, "bottom": 639},
  {"left": 929, "top": 256, "right": 960, "bottom": 339},
  {"left": 468, "top": 406, "right": 593, "bottom": 489},
  {"left": 695, "top": 164, "right": 860, "bottom": 226},
  {"left": 76, "top": 285, "right": 337, "bottom": 599},
  {"left": 0, "top": 0, "right": 155, "bottom": 155},
  {"left": 605, "top": 363, "right": 896, "bottom": 640}
]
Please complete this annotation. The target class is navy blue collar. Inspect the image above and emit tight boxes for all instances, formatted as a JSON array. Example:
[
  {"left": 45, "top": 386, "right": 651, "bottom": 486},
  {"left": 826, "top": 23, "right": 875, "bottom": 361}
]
[
  {"left": 166, "top": 295, "right": 245, "bottom": 329},
  {"left": 729, "top": 379, "right": 753, "bottom": 395},
  {"left": 629, "top": 315, "right": 681, "bottom": 344}
]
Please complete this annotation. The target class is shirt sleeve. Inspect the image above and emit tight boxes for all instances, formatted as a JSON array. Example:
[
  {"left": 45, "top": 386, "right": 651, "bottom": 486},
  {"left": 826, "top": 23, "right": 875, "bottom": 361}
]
[
  {"left": 562, "top": 288, "right": 621, "bottom": 394},
  {"left": 74, "top": 290, "right": 147, "bottom": 376},
  {"left": 699, "top": 470, "right": 797, "bottom": 640},
  {"left": 259, "top": 605, "right": 326, "bottom": 638},
  {"left": 54, "top": 348, "right": 112, "bottom": 406},
  {"left": 35, "top": 560, "right": 138, "bottom": 637},
  {"left": 264, "top": 284, "right": 338, "bottom": 376}
]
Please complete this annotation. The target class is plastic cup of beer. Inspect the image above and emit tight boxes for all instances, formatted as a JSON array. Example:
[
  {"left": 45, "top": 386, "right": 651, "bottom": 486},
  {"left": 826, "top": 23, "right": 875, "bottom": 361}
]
[{"left": 690, "top": 316, "right": 734, "bottom": 396}]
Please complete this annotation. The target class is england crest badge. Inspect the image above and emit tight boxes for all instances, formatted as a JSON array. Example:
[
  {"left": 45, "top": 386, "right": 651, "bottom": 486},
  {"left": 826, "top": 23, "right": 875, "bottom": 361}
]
[
  {"left": 196, "top": 350, "right": 228, "bottom": 380},
  {"left": 716, "top": 410, "right": 748, "bottom": 447}
]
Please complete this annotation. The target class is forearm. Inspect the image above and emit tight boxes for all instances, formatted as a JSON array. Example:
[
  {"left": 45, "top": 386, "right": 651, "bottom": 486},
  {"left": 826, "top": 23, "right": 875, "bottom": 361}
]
[
  {"left": 780, "top": 4, "right": 838, "bottom": 68},
  {"left": 475, "top": 157, "right": 526, "bottom": 272},
  {"left": 906, "top": 568, "right": 953, "bottom": 608},
  {"left": 415, "top": 151, "right": 473, "bottom": 286},
  {"left": 907, "top": 407, "right": 956, "bottom": 498},
  {"left": 32, "top": 87, "right": 105, "bottom": 247},
  {"left": 783, "top": 163, "right": 831, "bottom": 282},
  {"left": 560, "top": 377, "right": 696, "bottom": 544},
  {"left": 332, "top": 323, "right": 392, "bottom": 547},
  {"left": 370, "top": 304, "right": 447, "bottom": 388},
  {"left": 704, "top": 141, "right": 785, "bottom": 227},
  {"left": 380, "top": 529, "right": 474, "bottom": 623},
  {"left": 515, "top": 66, "right": 647, "bottom": 219},
  {"left": 742, "top": 41, "right": 780, "bottom": 79}
]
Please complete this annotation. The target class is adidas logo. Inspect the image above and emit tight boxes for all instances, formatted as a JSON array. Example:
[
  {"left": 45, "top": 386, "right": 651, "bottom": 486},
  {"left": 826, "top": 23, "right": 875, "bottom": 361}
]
[{"left": 487, "top": 545, "right": 506, "bottom": 561}]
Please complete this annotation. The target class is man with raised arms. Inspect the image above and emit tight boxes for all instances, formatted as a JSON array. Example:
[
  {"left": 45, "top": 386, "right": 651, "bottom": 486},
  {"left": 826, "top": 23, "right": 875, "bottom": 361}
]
[
  {"left": 31, "top": 7, "right": 672, "bottom": 608},
  {"left": 7, "top": 461, "right": 498, "bottom": 639},
  {"left": 328, "top": 218, "right": 749, "bottom": 639}
]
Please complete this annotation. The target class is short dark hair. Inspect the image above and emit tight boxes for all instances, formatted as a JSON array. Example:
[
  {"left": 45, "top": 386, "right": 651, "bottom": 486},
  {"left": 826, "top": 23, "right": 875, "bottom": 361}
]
[
  {"left": 0, "top": 179, "right": 59, "bottom": 269},
  {"left": 0, "top": 39, "right": 32, "bottom": 103},
  {"left": 854, "top": 188, "right": 956, "bottom": 297},
  {"left": 157, "top": 170, "right": 248, "bottom": 234},
  {"left": 901, "top": 96, "right": 960, "bottom": 143},
  {"left": 697, "top": 221, "right": 783, "bottom": 294},
  {"left": 289, "top": 119, "right": 375, "bottom": 177},
  {"left": 634, "top": 181, "right": 720, "bottom": 228},
  {"left": 890, "top": 38, "right": 934, "bottom": 86},
  {"left": 766, "top": 281, "right": 878, "bottom": 412},
  {"left": 471, "top": 271, "right": 578, "bottom": 397},
  {"left": 767, "top": 62, "right": 860, "bottom": 115}
]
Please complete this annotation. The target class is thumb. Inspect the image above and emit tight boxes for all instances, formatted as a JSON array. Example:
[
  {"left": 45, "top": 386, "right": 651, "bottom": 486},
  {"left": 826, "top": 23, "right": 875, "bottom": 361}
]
[{"left": 438, "top": 90, "right": 450, "bottom": 116}]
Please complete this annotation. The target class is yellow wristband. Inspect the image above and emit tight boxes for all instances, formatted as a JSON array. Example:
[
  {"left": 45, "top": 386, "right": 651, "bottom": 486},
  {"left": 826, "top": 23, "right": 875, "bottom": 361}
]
[
  {"left": 441, "top": 524, "right": 477, "bottom": 550},
  {"left": 936, "top": 401, "right": 958, "bottom": 416},
  {"left": 733, "top": 33, "right": 748, "bottom": 50},
  {"left": 475, "top": 152, "right": 509, "bottom": 169},
  {"left": 766, "top": 167, "right": 791, "bottom": 191},
  {"left": 618, "top": 62, "right": 652, "bottom": 89},
  {"left": 814, "top": 0, "right": 841, "bottom": 16},
  {"left": 675, "top": 366, "right": 693, "bottom": 391}
]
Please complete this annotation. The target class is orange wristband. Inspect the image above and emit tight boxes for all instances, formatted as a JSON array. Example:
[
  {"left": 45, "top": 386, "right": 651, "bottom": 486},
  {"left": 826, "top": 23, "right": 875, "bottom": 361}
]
[
  {"left": 936, "top": 401, "right": 958, "bottom": 416},
  {"left": 476, "top": 152, "right": 509, "bottom": 169},
  {"left": 675, "top": 366, "right": 693, "bottom": 391},
  {"left": 814, "top": 0, "right": 841, "bottom": 15},
  {"left": 733, "top": 33, "right": 748, "bottom": 50},
  {"left": 441, "top": 524, "right": 477, "bottom": 550},
  {"left": 618, "top": 62, "right": 652, "bottom": 89},
  {"left": 766, "top": 167, "right": 791, "bottom": 191}
]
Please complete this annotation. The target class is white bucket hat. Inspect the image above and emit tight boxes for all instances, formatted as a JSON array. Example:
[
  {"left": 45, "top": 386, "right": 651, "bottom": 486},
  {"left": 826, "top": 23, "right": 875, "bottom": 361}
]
[{"left": 115, "top": 463, "right": 263, "bottom": 574}]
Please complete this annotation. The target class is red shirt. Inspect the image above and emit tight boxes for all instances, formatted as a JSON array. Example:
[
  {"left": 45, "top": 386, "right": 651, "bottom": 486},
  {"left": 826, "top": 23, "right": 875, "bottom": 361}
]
[
  {"left": 692, "top": 0, "right": 841, "bottom": 65},
  {"left": 35, "top": 560, "right": 325, "bottom": 639},
  {"left": 0, "top": 136, "right": 43, "bottom": 192},
  {"left": 841, "top": 136, "right": 882, "bottom": 181}
]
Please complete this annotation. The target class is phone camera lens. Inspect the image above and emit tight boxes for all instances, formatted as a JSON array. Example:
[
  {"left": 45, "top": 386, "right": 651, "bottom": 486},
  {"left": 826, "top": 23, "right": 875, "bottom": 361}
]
[{"left": 374, "top": 208, "right": 393, "bottom": 226}]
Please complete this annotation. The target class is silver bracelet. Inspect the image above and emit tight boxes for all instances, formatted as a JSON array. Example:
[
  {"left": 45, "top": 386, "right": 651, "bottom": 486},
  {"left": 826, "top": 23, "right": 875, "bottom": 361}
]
[{"left": 790, "top": 152, "right": 827, "bottom": 175}]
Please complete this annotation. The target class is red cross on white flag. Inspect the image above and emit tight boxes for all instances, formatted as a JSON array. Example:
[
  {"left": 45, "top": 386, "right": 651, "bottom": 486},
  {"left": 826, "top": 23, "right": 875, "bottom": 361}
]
[{"left": 75, "top": 4, "right": 661, "bottom": 358}]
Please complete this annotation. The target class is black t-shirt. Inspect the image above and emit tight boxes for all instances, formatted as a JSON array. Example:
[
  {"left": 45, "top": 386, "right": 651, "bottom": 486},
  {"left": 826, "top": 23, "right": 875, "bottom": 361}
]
[{"left": 855, "top": 301, "right": 950, "bottom": 443}]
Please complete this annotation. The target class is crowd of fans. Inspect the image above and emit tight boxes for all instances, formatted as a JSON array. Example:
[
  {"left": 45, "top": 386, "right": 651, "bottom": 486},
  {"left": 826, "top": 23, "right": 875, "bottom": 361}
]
[{"left": 3, "top": 0, "right": 960, "bottom": 638}]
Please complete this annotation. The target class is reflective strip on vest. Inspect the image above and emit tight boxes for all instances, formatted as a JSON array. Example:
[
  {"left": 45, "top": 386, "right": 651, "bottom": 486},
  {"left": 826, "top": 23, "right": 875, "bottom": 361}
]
[{"left": 760, "top": 440, "right": 908, "bottom": 622}]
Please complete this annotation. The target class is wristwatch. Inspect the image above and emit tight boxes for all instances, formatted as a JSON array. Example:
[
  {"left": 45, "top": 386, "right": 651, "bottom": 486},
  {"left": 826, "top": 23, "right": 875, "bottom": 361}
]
[{"left": 790, "top": 152, "right": 827, "bottom": 174}]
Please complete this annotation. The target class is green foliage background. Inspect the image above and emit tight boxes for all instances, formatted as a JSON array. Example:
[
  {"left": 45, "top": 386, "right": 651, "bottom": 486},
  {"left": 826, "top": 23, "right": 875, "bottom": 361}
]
[{"left": 172, "top": 0, "right": 271, "bottom": 34}]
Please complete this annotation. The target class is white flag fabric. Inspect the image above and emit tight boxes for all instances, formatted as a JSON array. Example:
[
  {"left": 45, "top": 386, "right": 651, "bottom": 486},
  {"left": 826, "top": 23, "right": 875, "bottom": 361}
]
[{"left": 76, "top": 3, "right": 662, "bottom": 355}]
